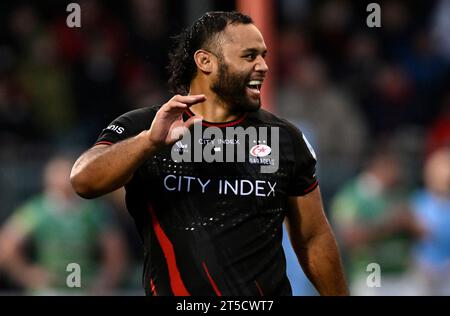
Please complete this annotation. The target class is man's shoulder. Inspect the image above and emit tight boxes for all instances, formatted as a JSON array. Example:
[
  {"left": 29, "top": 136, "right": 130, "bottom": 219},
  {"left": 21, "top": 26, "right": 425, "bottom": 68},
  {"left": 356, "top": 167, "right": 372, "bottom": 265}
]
[
  {"left": 96, "top": 105, "right": 162, "bottom": 144},
  {"left": 118, "top": 105, "right": 161, "bottom": 122},
  {"left": 110, "top": 104, "right": 161, "bottom": 132}
]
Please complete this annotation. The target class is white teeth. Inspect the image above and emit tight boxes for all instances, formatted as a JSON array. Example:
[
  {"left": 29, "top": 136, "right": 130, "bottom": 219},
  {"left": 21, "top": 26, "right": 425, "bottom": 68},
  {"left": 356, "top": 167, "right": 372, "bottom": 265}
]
[{"left": 248, "top": 80, "right": 262, "bottom": 85}]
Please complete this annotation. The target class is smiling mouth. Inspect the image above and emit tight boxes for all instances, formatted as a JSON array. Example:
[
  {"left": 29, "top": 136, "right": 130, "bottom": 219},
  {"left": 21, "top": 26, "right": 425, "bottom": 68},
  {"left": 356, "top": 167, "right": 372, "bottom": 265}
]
[{"left": 246, "top": 80, "right": 263, "bottom": 94}]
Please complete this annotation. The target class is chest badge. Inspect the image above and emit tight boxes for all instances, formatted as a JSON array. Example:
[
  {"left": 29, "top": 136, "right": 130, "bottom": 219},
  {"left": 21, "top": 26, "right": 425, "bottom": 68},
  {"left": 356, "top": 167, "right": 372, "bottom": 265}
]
[{"left": 250, "top": 144, "right": 271, "bottom": 157}]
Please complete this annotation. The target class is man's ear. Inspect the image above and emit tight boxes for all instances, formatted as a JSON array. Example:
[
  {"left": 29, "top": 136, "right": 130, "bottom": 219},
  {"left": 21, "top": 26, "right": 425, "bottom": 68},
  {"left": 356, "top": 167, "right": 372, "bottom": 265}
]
[{"left": 194, "top": 50, "right": 215, "bottom": 73}]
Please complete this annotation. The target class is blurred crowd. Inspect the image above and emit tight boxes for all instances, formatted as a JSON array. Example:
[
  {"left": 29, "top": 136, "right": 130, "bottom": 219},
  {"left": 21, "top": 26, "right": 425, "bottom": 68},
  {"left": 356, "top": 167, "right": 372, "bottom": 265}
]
[{"left": 0, "top": 0, "right": 449, "bottom": 295}]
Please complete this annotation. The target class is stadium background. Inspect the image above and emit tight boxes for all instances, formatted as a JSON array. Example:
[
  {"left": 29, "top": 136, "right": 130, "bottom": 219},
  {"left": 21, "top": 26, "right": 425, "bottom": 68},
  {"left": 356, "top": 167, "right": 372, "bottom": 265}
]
[{"left": 0, "top": 0, "right": 449, "bottom": 295}]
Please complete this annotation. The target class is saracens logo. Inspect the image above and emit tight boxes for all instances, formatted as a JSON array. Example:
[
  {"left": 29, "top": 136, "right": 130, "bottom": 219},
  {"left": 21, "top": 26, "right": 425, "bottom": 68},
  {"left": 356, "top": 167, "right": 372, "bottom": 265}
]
[{"left": 250, "top": 144, "right": 272, "bottom": 157}]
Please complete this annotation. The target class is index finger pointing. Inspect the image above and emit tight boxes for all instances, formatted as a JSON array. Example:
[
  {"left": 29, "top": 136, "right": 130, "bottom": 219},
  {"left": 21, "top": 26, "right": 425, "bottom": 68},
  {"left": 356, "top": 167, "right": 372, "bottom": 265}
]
[{"left": 174, "top": 94, "right": 207, "bottom": 105}]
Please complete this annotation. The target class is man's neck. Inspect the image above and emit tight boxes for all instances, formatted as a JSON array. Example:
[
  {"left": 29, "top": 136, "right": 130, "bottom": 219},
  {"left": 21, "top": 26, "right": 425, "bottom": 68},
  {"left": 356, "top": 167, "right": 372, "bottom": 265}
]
[{"left": 188, "top": 83, "right": 241, "bottom": 123}]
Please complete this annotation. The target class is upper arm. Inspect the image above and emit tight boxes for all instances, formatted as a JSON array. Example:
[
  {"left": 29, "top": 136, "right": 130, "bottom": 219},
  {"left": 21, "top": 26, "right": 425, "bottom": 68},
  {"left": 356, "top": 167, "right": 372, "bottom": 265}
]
[
  {"left": 74, "top": 144, "right": 110, "bottom": 165},
  {"left": 71, "top": 144, "right": 129, "bottom": 181},
  {"left": 285, "top": 186, "right": 332, "bottom": 248},
  {"left": 281, "top": 121, "right": 328, "bottom": 245},
  {"left": 74, "top": 107, "right": 158, "bottom": 187}
]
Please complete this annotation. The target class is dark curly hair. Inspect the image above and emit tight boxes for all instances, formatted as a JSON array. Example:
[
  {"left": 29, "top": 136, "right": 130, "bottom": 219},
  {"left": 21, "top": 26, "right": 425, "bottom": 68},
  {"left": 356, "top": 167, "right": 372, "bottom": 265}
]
[{"left": 167, "top": 11, "right": 253, "bottom": 94}]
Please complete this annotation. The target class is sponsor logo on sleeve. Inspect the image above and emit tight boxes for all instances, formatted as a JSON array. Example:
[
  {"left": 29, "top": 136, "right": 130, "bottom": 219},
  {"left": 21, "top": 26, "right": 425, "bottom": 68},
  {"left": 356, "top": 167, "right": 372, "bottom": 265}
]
[{"left": 106, "top": 124, "right": 125, "bottom": 135}]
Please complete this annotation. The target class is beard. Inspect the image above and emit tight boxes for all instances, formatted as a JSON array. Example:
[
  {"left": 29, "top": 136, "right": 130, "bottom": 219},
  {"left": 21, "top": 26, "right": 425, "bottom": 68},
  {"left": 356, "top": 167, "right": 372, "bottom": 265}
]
[{"left": 211, "top": 60, "right": 261, "bottom": 113}]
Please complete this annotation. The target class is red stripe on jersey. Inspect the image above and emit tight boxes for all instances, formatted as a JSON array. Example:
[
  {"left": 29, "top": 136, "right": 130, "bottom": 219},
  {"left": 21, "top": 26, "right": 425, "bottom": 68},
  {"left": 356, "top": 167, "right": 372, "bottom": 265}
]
[
  {"left": 202, "top": 261, "right": 222, "bottom": 296},
  {"left": 148, "top": 205, "right": 191, "bottom": 296},
  {"left": 185, "top": 109, "right": 248, "bottom": 127},
  {"left": 94, "top": 141, "right": 113, "bottom": 146},
  {"left": 150, "top": 278, "right": 157, "bottom": 296},
  {"left": 303, "top": 180, "right": 318, "bottom": 194},
  {"left": 255, "top": 280, "right": 264, "bottom": 296}
]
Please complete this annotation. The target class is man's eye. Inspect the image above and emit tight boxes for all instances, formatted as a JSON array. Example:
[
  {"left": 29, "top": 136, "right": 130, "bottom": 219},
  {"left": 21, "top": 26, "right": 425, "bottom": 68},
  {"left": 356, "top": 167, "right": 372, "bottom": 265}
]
[{"left": 244, "top": 54, "right": 256, "bottom": 60}]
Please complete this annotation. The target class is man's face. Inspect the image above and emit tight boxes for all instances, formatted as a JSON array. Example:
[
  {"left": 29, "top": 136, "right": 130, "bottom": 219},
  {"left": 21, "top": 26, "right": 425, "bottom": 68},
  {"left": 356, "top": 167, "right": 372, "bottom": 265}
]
[{"left": 210, "top": 23, "right": 268, "bottom": 112}]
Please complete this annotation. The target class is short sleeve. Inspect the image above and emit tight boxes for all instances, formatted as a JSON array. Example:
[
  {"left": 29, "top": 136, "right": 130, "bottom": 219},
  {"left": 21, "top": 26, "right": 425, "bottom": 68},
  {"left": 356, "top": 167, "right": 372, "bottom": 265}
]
[
  {"left": 94, "top": 106, "right": 160, "bottom": 146},
  {"left": 284, "top": 123, "right": 318, "bottom": 196}
]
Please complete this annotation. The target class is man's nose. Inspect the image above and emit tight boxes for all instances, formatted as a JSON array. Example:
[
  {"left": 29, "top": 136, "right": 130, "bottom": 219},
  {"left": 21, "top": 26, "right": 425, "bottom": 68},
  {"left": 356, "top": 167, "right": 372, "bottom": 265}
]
[{"left": 255, "top": 56, "right": 269, "bottom": 73}]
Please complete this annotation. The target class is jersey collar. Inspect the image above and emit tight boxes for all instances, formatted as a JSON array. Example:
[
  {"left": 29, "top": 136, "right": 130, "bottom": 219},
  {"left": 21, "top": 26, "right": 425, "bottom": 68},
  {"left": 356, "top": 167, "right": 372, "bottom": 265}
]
[{"left": 184, "top": 108, "right": 248, "bottom": 127}]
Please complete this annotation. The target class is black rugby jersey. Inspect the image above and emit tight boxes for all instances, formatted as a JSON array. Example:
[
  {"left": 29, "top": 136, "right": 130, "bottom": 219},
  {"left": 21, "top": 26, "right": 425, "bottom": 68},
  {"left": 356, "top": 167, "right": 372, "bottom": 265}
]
[{"left": 95, "top": 105, "right": 318, "bottom": 296}]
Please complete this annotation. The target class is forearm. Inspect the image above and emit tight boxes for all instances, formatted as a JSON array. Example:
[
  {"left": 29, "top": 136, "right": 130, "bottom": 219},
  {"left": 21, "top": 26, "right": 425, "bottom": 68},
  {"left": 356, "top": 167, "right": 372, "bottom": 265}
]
[
  {"left": 296, "top": 230, "right": 349, "bottom": 296},
  {"left": 71, "top": 131, "right": 156, "bottom": 198}
]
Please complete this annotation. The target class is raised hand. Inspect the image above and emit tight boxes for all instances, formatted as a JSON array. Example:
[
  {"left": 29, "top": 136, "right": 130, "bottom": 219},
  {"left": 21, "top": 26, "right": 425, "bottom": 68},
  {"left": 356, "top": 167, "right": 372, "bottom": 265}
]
[{"left": 147, "top": 94, "right": 205, "bottom": 149}]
